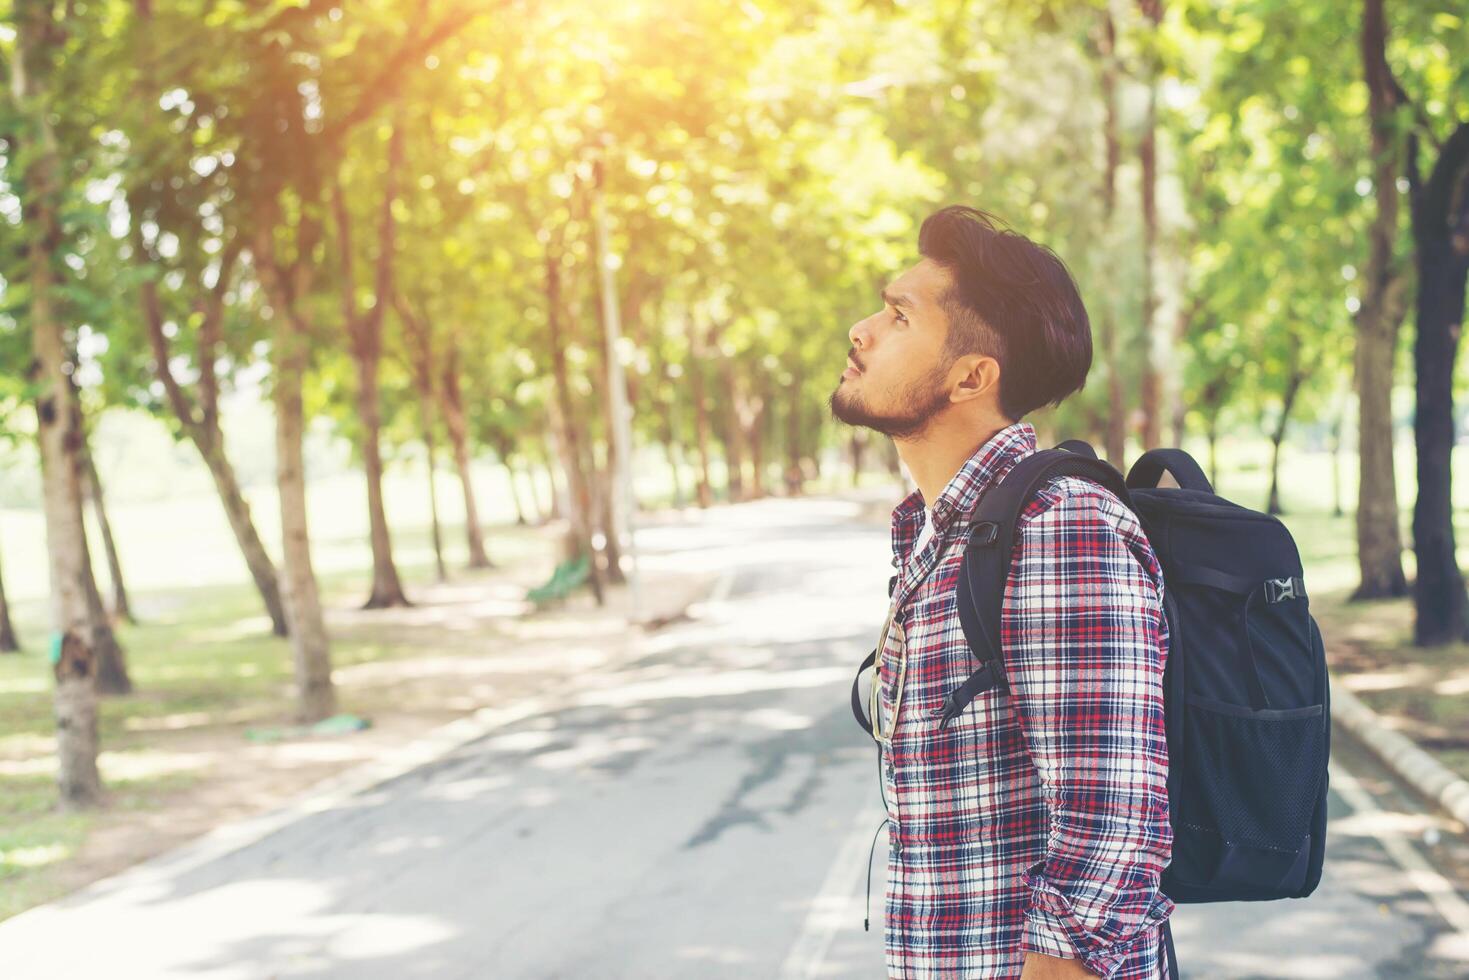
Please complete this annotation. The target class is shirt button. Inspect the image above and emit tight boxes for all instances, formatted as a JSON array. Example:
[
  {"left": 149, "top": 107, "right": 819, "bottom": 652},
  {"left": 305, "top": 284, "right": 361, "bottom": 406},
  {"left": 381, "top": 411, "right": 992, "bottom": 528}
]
[{"left": 885, "top": 761, "right": 896, "bottom": 781}]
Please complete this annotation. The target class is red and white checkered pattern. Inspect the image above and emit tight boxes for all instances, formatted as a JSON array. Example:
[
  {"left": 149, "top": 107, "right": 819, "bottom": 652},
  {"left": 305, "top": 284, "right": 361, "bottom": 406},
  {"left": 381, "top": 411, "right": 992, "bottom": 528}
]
[{"left": 876, "top": 421, "right": 1174, "bottom": 979}]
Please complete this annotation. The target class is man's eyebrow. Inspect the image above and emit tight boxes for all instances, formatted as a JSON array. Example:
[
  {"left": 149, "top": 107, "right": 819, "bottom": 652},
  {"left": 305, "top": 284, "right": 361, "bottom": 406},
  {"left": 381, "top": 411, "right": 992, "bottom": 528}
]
[{"left": 881, "top": 288, "right": 916, "bottom": 311}]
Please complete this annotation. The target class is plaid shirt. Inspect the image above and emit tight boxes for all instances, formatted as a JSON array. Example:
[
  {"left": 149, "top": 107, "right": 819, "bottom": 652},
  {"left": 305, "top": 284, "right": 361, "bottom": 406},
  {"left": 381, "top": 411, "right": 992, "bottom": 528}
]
[{"left": 876, "top": 421, "right": 1174, "bottom": 979}]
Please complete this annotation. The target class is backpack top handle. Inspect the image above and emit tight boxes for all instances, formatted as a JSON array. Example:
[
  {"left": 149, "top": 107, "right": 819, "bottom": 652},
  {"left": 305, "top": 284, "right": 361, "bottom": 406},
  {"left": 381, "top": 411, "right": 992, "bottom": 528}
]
[
  {"left": 1126, "top": 448, "right": 1214, "bottom": 493},
  {"left": 1054, "top": 439, "right": 1099, "bottom": 459}
]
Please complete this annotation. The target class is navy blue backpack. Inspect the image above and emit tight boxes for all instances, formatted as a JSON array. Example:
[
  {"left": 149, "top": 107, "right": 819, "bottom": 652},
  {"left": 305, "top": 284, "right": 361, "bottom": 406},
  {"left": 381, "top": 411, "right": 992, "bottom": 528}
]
[{"left": 887, "top": 442, "right": 1331, "bottom": 979}]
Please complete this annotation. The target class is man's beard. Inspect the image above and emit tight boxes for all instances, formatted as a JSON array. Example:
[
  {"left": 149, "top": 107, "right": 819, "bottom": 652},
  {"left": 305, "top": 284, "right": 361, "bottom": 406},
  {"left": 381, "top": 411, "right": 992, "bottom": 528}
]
[{"left": 828, "top": 364, "right": 951, "bottom": 440}]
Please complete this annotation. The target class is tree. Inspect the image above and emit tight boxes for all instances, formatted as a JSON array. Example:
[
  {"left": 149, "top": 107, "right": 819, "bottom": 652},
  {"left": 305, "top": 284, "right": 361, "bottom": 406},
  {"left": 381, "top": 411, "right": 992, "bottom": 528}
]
[
  {"left": 80, "top": 415, "right": 133, "bottom": 624},
  {"left": 0, "top": 526, "right": 19, "bottom": 653},
  {"left": 254, "top": 210, "right": 338, "bottom": 722},
  {"left": 333, "top": 123, "right": 411, "bottom": 608},
  {"left": 128, "top": 231, "right": 289, "bottom": 636},
  {"left": 1408, "top": 121, "right": 1469, "bottom": 644},
  {"left": 1092, "top": 7, "right": 1130, "bottom": 467},
  {"left": 393, "top": 293, "right": 448, "bottom": 581},
  {"left": 8, "top": 0, "right": 104, "bottom": 807},
  {"left": 1353, "top": 0, "right": 1410, "bottom": 600},
  {"left": 543, "top": 224, "right": 606, "bottom": 603},
  {"left": 121, "top": 3, "right": 290, "bottom": 637},
  {"left": 1393, "top": 0, "right": 1469, "bottom": 645},
  {"left": 439, "top": 334, "right": 494, "bottom": 568},
  {"left": 1137, "top": 0, "right": 1166, "bottom": 450}
]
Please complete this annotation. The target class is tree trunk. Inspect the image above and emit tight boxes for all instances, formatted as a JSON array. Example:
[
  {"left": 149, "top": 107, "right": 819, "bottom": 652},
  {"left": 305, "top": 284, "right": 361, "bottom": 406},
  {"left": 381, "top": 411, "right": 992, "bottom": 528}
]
[
  {"left": 1266, "top": 369, "right": 1304, "bottom": 516},
  {"left": 396, "top": 300, "right": 445, "bottom": 581},
  {"left": 14, "top": 0, "right": 103, "bottom": 806},
  {"left": 334, "top": 145, "right": 409, "bottom": 610},
  {"left": 850, "top": 430, "right": 866, "bottom": 488},
  {"left": 82, "top": 448, "right": 133, "bottom": 624},
  {"left": 534, "top": 456, "right": 556, "bottom": 521},
  {"left": 596, "top": 352, "right": 627, "bottom": 584},
  {"left": 748, "top": 402, "right": 767, "bottom": 499},
  {"left": 665, "top": 439, "right": 686, "bottom": 507},
  {"left": 545, "top": 251, "right": 605, "bottom": 604},
  {"left": 273, "top": 311, "right": 337, "bottom": 722},
  {"left": 507, "top": 461, "right": 530, "bottom": 526},
  {"left": 657, "top": 359, "right": 687, "bottom": 508},
  {"left": 1137, "top": 0, "right": 1165, "bottom": 451},
  {"left": 1408, "top": 123, "right": 1469, "bottom": 645},
  {"left": 1353, "top": 0, "right": 1410, "bottom": 600},
  {"left": 745, "top": 375, "right": 769, "bottom": 498},
  {"left": 1356, "top": 283, "right": 1411, "bottom": 598},
  {"left": 84, "top": 542, "right": 131, "bottom": 695},
  {"left": 440, "top": 346, "right": 493, "bottom": 568},
  {"left": 689, "top": 352, "right": 715, "bottom": 507},
  {"left": 0, "top": 529, "right": 18, "bottom": 652},
  {"left": 785, "top": 361, "right": 804, "bottom": 496},
  {"left": 74, "top": 405, "right": 134, "bottom": 696},
  {"left": 199, "top": 431, "right": 289, "bottom": 635},
  {"left": 1331, "top": 411, "right": 1345, "bottom": 519},
  {"left": 255, "top": 226, "right": 337, "bottom": 724},
  {"left": 355, "top": 356, "right": 410, "bottom": 608},
  {"left": 1170, "top": 304, "right": 1192, "bottom": 445},
  {"left": 1206, "top": 413, "right": 1220, "bottom": 492},
  {"left": 543, "top": 426, "right": 568, "bottom": 522},
  {"left": 717, "top": 353, "right": 747, "bottom": 501},
  {"left": 421, "top": 401, "right": 446, "bottom": 583},
  {"left": 1096, "top": 9, "right": 1128, "bottom": 468},
  {"left": 135, "top": 234, "right": 290, "bottom": 635},
  {"left": 593, "top": 211, "right": 635, "bottom": 576},
  {"left": 595, "top": 452, "right": 625, "bottom": 584}
]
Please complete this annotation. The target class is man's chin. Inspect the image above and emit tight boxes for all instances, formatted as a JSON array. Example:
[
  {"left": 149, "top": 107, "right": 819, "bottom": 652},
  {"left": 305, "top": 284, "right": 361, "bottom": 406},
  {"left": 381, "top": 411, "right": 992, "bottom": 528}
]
[
  {"left": 830, "top": 364, "right": 952, "bottom": 439},
  {"left": 828, "top": 386, "right": 862, "bottom": 426},
  {"left": 830, "top": 390, "right": 911, "bottom": 437}
]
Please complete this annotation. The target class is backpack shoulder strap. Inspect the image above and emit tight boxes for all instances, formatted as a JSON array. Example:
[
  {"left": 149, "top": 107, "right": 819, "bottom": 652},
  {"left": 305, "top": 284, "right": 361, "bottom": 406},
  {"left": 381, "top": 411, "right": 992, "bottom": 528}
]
[{"left": 940, "top": 449, "right": 1132, "bottom": 728}]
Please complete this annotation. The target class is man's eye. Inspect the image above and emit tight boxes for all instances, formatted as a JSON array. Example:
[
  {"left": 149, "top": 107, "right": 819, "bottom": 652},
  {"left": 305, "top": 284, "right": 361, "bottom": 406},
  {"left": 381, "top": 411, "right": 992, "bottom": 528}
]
[{"left": 894, "top": 309, "right": 907, "bottom": 323}]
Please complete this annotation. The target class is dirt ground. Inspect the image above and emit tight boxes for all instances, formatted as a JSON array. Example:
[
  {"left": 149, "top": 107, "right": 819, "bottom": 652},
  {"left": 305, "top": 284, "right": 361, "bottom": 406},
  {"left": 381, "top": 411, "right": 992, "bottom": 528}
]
[{"left": 1314, "top": 591, "right": 1469, "bottom": 784}]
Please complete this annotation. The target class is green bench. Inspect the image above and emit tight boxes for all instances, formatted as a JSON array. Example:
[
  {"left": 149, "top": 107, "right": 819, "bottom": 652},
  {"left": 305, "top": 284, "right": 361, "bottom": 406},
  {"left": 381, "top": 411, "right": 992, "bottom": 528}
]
[{"left": 527, "top": 554, "right": 591, "bottom": 606}]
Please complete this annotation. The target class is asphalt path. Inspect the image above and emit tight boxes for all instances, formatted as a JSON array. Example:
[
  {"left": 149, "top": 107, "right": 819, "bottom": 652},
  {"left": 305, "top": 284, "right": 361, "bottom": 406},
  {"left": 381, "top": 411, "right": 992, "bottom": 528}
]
[{"left": 2, "top": 496, "right": 1467, "bottom": 978}]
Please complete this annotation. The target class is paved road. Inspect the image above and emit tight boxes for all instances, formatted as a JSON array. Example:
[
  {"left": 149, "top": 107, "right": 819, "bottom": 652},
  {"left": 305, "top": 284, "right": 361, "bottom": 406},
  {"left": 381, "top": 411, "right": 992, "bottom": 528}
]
[{"left": 3, "top": 496, "right": 1468, "bottom": 978}]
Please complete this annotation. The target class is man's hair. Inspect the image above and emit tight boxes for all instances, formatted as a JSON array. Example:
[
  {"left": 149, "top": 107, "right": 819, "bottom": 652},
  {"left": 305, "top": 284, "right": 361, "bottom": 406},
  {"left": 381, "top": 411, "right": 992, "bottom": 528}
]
[{"left": 917, "top": 205, "right": 1092, "bottom": 420}]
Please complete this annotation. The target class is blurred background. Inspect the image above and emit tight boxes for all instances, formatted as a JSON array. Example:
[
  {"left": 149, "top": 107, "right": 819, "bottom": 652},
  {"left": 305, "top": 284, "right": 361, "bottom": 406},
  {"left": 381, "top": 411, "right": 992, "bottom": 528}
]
[{"left": 3, "top": 0, "right": 1469, "bottom": 976}]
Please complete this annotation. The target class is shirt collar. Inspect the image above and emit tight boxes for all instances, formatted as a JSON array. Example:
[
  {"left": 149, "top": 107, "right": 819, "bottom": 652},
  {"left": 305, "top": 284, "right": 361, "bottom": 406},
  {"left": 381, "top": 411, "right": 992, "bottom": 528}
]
[{"left": 890, "top": 420, "right": 1038, "bottom": 565}]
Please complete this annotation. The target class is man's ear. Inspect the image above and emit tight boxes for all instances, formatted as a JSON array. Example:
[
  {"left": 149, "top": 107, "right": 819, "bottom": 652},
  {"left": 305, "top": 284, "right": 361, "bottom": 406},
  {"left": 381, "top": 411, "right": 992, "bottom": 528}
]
[{"left": 950, "top": 355, "right": 1000, "bottom": 404}]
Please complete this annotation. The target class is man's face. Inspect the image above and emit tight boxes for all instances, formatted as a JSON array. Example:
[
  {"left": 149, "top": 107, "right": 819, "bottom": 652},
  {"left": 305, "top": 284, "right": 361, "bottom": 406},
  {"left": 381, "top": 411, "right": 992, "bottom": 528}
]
[{"left": 829, "top": 258, "right": 956, "bottom": 439}]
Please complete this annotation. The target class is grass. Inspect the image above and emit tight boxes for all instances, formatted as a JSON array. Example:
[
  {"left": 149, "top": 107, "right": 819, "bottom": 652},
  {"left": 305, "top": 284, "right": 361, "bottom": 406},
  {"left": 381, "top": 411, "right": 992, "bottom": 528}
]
[{"left": 0, "top": 499, "right": 555, "bottom": 920}]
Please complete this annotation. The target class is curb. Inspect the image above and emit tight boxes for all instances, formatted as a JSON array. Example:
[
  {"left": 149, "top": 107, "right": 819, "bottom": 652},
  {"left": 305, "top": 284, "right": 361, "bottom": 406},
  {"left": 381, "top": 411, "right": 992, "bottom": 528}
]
[{"left": 1330, "top": 670, "right": 1469, "bottom": 830}]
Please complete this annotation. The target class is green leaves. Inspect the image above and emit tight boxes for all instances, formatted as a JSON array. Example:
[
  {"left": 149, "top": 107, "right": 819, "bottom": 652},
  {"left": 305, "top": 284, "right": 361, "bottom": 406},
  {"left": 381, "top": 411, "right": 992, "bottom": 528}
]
[{"left": 3, "top": 0, "right": 1459, "bottom": 486}]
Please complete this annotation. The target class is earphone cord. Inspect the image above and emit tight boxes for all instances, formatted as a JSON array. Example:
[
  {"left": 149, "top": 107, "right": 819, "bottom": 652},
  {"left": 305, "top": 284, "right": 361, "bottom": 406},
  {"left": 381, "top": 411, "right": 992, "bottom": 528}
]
[{"left": 864, "top": 739, "right": 893, "bottom": 932}]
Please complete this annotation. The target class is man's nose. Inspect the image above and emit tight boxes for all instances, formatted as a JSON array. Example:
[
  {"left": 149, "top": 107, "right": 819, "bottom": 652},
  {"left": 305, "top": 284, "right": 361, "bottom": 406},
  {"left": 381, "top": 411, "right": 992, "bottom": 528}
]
[{"left": 849, "top": 314, "right": 875, "bottom": 350}]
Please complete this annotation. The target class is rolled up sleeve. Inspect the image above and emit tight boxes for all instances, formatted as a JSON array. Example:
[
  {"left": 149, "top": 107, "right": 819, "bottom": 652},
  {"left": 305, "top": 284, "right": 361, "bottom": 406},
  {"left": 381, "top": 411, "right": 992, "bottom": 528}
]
[{"left": 1002, "top": 484, "right": 1175, "bottom": 979}]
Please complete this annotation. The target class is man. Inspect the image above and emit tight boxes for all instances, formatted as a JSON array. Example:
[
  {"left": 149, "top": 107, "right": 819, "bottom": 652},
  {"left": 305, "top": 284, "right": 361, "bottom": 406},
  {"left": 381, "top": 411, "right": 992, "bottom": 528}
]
[{"left": 832, "top": 206, "right": 1174, "bottom": 979}]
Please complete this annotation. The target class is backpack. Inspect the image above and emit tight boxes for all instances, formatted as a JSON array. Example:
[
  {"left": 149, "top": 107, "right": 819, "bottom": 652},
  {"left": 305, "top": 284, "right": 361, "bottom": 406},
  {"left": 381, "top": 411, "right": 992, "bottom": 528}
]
[{"left": 850, "top": 442, "right": 1331, "bottom": 980}]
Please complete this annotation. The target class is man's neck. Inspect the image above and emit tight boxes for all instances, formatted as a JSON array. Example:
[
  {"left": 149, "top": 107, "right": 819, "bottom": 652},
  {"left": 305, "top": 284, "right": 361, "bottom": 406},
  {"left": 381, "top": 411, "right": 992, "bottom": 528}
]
[{"left": 894, "top": 417, "right": 1011, "bottom": 509}]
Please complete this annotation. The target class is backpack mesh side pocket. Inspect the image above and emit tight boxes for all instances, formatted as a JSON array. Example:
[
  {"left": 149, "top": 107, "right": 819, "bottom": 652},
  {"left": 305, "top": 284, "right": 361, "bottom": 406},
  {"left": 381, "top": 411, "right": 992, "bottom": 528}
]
[{"left": 1170, "top": 696, "right": 1326, "bottom": 894}]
